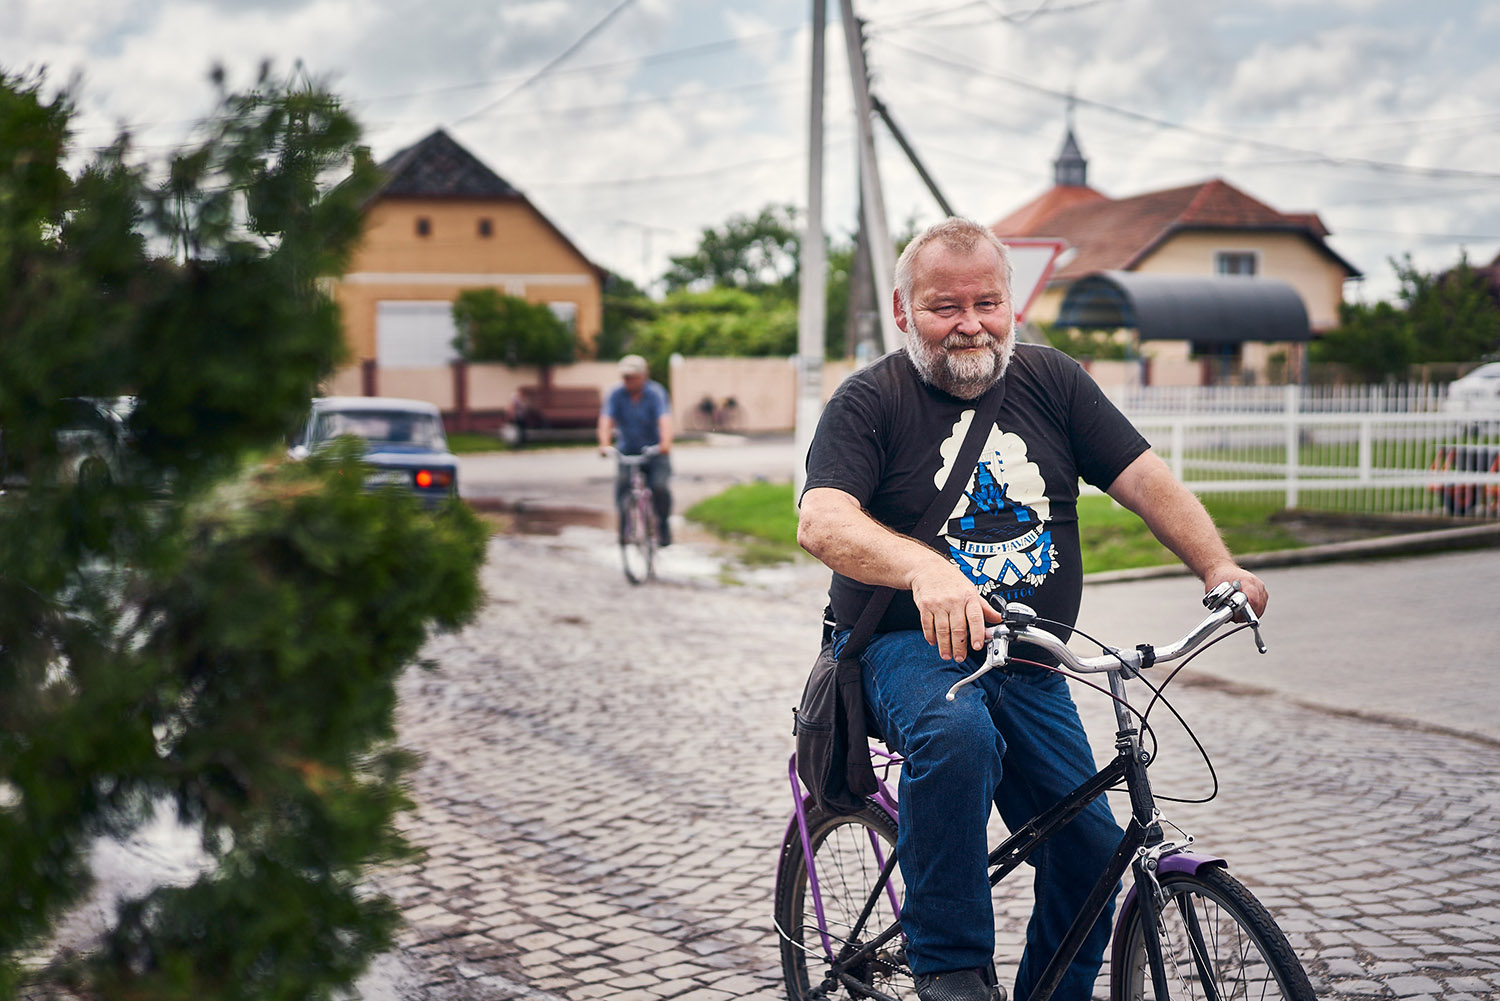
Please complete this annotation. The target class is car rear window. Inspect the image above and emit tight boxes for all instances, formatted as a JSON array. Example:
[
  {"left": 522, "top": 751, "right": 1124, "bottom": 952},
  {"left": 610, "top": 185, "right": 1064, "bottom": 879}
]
[{"left": 312, "top": 410, "right": 445, "bottom": 449}]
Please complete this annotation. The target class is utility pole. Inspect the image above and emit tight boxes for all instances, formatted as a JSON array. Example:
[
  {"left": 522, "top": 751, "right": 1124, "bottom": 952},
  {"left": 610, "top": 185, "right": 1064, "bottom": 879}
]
[
  {"left": 794, "top": 0, "right": 828, "bottom": 499},
  {"left": 840, "top": 0, "right": 899, "bottom": 354},
  {"left": 871, "top": 95, "right": 955, "bottom": 218},
  {"left": 612, "top": 219, "right": 673, "bottom": 295}
]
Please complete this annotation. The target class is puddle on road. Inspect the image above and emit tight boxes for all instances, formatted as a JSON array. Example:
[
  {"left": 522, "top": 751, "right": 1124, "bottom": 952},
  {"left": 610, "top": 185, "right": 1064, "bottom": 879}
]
[
  {"left": 474, "top": 498, "right": 819, "bottom": 592},
  {"left": 509, "top": 504, "right": 612, "bottom": 535}
]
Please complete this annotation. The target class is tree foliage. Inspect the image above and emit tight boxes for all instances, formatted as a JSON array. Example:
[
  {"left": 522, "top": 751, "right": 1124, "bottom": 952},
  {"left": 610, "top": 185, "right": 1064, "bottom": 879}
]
[
  {"left": 627, "top": 287, "right": 797, "bottom": 379},
  {"left": 0, "top": 66, "right": 486, "bottom": 1000},
  {"left": 1313, "top": 253, "right": 1500, "bottom": 379},
  {"left": 597, "top": 270, "right": 652, "bottom": 361},
  {"left": 662, "top": 204, "right": 801, "bottom": 297},
  {"left": 451, "top": 287, "right": 574, "bottom": 366}
]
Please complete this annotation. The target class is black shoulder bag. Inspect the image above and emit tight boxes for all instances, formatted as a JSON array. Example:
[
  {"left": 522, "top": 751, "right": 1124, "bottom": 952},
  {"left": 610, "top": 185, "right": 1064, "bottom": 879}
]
[{"left": 794, "top": 381, "right": 1006, "bottom": 814}]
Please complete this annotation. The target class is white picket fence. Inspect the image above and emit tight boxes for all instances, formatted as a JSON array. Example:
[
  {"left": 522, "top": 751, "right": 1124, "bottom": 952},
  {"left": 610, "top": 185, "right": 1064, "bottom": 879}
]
[{"left": 1106, "top": 384, "right": 1500, "bottom": 519}]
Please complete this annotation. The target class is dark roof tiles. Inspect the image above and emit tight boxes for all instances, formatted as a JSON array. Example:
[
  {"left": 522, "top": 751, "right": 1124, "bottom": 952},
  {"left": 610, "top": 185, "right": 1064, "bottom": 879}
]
[
  {"left": 994, "top": 177, "right": 1358, "bottom": 280},
  {"left": 375, "top": 129, "right": 521, "bottom": 199}
]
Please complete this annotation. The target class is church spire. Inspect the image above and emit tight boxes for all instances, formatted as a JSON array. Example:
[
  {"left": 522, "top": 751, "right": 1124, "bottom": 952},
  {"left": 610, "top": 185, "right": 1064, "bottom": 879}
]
[{"left": 1053, "top": 99, "right": 1088, "bottom": 187}]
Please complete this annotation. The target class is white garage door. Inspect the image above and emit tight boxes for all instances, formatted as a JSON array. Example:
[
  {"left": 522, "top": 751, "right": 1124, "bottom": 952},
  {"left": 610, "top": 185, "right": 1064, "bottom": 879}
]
[{"left": 376, "top": 301, "right": 460, "bottom": 367}]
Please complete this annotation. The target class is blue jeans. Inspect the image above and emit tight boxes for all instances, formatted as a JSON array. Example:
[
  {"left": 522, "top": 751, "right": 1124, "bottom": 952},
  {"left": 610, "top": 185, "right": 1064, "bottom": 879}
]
[
  {"left": 614, "top": 452, "right": 671, "bottom": 532},
  {"left": 838, "top": 628, "right": 1121, "bottom": 1001}
]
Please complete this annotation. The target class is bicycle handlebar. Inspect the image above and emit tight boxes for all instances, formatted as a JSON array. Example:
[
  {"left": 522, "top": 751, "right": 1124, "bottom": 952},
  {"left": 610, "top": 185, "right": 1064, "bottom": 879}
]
[
  {"left": 945, "top": 580, "right": 1266, "bottom": 702},
  {"left": 606, "top": 444, "right": 661, "bottom": 466}
]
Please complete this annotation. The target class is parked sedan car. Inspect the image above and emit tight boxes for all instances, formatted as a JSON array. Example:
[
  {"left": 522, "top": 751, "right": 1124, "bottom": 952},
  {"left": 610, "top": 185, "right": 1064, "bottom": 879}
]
[
  {"left": 290, "top": 397, "right": 458, "bottom": 505},
  {"left": 1442, "top": 361, "right": 1500, "bottom": 415},
  {"left": 2, "top": 396, "right": 134, "bottom": 489}
]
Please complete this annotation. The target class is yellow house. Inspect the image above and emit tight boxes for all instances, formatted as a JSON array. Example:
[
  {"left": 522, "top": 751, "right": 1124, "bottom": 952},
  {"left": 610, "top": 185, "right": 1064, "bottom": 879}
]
[
  {"left": 993, "top": 127, "right": 1361, "bottom": 385},
  {"left": 329, "top": 128, "right": 602, "bottom": 396}
]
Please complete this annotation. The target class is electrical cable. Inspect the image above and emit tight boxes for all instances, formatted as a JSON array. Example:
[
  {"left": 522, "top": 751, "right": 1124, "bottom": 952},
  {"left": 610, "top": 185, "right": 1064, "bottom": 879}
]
[
  {"left": 880, "top": 38, "right": 1500, "bottom": 183},
  {"left": 451, "top": 0, "right": 640, "bottom": 126}
]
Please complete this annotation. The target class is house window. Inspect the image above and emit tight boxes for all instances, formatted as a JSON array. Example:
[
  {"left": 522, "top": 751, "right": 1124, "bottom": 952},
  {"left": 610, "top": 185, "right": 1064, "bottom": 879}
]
[
  {"left": 1216, "top": 251, "right": 1256, "bottom": 275},
  {"left": 477, "top": 218, "right": 493, "bottom": 237},
  {"left": 415, "top": 217, "right": 432, "bottom": 237}
]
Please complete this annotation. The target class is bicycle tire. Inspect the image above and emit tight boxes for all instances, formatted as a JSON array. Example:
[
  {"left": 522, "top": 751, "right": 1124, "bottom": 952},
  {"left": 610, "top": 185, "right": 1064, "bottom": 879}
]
[
  {"left": 775, "top": 802, "right": 913, "bottom": 1001},
  {"left": 1110, "top": 866, "right": 1314, "bottom": 1001},
  {"left": 619, "top": 490, "right": 654, "bottom": 584}
]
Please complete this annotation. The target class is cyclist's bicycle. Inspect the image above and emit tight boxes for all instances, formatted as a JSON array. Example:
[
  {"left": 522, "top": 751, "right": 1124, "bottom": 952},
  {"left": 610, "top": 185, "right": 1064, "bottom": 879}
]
[
  {"left": 612, "top": 445, "right": 659, "bottom": 584},
  {"left": 774, "top": 582, "right": 1314, "bottom": 1001}
]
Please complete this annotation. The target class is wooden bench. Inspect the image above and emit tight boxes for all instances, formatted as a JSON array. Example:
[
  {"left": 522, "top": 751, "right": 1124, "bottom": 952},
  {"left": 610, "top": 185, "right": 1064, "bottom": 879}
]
[{"left": 509, "top": 385, "right": 602, "bottom": 444}]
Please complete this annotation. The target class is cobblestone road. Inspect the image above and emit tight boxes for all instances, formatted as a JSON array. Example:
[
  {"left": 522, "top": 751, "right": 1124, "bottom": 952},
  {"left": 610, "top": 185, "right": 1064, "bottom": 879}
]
[{"left": 376, "top": 530, "right": 1500, "bottom": 1001}]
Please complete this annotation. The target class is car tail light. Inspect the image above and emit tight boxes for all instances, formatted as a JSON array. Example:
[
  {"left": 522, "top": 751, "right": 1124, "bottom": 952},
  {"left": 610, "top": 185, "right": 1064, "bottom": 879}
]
[{"left": 415, "top": 469, "right": 453, "bottom": 489}]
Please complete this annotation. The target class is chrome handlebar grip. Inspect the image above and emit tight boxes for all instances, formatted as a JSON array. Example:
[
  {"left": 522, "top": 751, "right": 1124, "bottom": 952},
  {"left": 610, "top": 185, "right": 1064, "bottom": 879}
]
[{"left": 943, "top": 583, "right": 1267, "bottom": 699}]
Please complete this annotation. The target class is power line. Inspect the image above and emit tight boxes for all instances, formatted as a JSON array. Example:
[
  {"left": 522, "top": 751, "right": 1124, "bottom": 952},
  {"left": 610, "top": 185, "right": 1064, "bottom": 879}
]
[
  {"left": 882, "top": 39, "right": 1500, "bottom": 183},
  {"left": 519, "top": 150, "right": 812, "bottom": 190},
  {"left": 69, "top": 24, "right": 807, "bottom": 155},
  {"left": 451, "top": 0, "right": 640, "bottom": 126},
  {"left": 1335, "top": 225, "right": 1500, "bottom": 244}
]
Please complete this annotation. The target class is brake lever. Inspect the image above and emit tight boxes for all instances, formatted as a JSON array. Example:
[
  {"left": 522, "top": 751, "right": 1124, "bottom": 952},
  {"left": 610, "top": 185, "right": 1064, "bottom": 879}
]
[
  {"left": 1224, "top": 590, "right": 1267, "bottom": 654},
  {"left": 945, "top": 628, "right": 1008, "bottom": 702}
]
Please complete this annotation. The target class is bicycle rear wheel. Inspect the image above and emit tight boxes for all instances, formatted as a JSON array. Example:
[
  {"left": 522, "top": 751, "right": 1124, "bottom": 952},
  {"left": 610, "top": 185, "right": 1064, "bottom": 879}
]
[
  {"left": 619, "top": 491, "right": 654, "bottom": 584},
  {"left": 775, "top": 802, "right": 913, "bottom": 1001},
  {"left": 1111, "top": 866, "right": 1313, "bottom": 1001}
]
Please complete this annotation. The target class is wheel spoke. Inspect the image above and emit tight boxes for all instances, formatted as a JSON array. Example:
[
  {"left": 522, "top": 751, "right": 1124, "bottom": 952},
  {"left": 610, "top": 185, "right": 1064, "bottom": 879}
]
[
  {"left": 1117, "top": 870, "right": 1312, "bottom": 1001},
  {"left": 777, "top": 806, "right": 912, "bottom": 1000}
]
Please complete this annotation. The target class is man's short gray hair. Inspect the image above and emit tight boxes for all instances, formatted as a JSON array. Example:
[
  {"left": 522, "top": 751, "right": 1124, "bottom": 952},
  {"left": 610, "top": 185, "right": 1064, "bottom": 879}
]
[{"left": 893, "top": 218, "right": 1014, "bottom": 325}]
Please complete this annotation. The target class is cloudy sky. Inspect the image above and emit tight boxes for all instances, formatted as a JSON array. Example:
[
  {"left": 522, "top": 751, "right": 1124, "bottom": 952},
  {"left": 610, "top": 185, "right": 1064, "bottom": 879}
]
[{"left": 6, "top": 0, "right": 1499, "bottom": 303}]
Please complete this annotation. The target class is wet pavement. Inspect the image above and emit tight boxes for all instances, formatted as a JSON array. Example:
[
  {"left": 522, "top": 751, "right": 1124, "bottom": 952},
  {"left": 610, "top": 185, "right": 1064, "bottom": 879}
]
[
  {"left": 30, "top": 438, "right": 1500, "bottom": 1000},
  {"left": 370, "top": 522, "right": 1500, "bottom": 1001}
]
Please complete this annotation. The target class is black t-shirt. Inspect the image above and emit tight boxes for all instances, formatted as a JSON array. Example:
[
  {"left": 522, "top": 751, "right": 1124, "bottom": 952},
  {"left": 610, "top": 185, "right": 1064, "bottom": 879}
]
[{"left": 802, "top": 344, "right": 1149, "bottom": 651}]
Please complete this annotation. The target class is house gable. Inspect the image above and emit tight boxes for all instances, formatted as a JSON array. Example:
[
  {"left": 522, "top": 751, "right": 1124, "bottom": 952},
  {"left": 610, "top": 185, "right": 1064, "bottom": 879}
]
[
  {"left": 365, "top": 128, "right": 601, "bottom": 280},
  {"left": 333, "top": 128, "right": 604, "bottom": 367},
  {"left": 994, "top": 177, "right": 1360, "bottom": 283},
  {"left": 376, "top": 128, "right": 522, "bottom": 200}
]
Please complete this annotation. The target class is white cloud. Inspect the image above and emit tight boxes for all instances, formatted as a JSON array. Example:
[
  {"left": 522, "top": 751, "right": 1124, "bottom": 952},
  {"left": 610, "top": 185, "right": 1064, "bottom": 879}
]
[{"left": 4, "top": 0, "right": 1497, "bottom": 301}]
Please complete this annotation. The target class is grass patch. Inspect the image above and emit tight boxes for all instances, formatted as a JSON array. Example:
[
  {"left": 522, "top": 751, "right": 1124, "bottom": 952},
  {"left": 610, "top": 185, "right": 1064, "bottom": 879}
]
[
  {"left": 687, "top": 482, "right": 1308, "bottom": 574},
  {"left": 447, "top": 432, "right": 601, "bottom": 454},
  {"left": 446, "top": 431, "right": 507, "bottom": 454},
  {"left": 1075, "top": 494, "right": 1302, "bottom": 573},
  {"left": 684, "top": 479, "right": 803, "bottom": 564}
]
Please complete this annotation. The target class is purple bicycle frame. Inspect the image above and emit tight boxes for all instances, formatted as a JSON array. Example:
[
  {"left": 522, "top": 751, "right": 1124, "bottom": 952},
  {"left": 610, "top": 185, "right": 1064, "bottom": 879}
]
[{"left": 785, "top": 750, "right": 904, "bottom": 959}]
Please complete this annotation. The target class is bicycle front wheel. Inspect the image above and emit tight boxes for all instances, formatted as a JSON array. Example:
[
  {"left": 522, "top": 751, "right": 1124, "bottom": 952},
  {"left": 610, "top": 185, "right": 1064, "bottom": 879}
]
[
  {"left": 1111, "top": 866, "right": 1314, "bottom": 1001},
  {"left": 774, "top": 802, "right": 912, "bottom": 1001},
  {"left": 619, "top": 494, "right": 654, "bottom": 584}
]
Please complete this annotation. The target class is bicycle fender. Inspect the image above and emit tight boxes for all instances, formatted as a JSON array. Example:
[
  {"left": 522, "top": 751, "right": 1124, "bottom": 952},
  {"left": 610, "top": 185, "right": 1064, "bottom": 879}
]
[
  {"left": 1107, "top": 852, "right": 1229, "bottom": 1001},
  {"left": 1155, "top": 850, "right": 1226, "bottom": 877},
  {"left": 1110, "top": 851, "right": 1227, "bottom": 947}
]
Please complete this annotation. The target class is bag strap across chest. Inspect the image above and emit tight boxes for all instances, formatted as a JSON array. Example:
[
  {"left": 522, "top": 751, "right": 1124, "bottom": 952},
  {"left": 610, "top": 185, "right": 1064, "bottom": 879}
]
[{"left": 839, "top": 375, "right": 1008, "bottom": 660}]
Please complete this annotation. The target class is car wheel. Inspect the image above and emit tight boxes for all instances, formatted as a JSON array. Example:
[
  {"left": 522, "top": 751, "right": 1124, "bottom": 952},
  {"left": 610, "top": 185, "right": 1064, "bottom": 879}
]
[{"left": 76, "top": 456, "right": 113, "bottom": 488}]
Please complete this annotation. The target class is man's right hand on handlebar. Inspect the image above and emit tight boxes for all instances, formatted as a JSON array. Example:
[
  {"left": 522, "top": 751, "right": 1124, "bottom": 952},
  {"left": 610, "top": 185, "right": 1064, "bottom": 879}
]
[{"left": 908, "top": 559, "right": 1005, "bottom": 661}]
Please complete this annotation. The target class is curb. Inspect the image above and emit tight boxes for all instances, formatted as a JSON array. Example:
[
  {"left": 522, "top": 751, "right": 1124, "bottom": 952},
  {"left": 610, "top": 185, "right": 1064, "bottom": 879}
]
[{"left": 1085, "top": 521, "right": 1500, "bottom": 585}]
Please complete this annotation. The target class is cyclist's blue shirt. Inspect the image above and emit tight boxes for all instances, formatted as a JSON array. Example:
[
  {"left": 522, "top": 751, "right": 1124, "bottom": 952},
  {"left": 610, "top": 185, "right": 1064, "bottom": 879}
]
[{"left": 603, "top": 381, "right": 670, "bottom": 455}]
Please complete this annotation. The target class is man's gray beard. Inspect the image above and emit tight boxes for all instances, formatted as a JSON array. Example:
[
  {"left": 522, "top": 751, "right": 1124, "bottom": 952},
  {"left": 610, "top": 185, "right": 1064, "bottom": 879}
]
[{"left": 904, "top": 327, "right": 1016, "bottom": 399}]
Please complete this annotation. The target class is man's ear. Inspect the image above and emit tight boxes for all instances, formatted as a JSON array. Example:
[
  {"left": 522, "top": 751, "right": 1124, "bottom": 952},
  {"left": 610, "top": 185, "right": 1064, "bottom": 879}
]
[{"left": 892, "top": 289, "right": 909, "bottom": 332}]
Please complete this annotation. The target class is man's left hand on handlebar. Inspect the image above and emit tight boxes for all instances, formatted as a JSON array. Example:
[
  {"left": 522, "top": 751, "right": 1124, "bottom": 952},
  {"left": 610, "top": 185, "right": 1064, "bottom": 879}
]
[{"left": 1202, "top": 564, "right": 1268, "bottom": 619}]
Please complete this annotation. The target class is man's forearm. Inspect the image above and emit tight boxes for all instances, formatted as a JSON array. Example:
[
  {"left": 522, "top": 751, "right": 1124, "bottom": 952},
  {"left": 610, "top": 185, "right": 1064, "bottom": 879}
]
[
  {"left": 1107, "top": 452, "right": 1234, "bottom": 578},
  {"left": 798, "top": 492, "right": 948, "bottom": 590},
  {"left": 798, "top": 486, "right": 1003, "bottom": 659}
]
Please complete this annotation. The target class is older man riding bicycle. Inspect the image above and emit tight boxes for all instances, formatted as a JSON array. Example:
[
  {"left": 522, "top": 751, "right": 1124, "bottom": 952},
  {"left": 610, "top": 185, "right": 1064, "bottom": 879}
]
[
  {"left": 797, "top": 218, "right": 1268, "bottom": 1001},
  {"left": 598, "top": 354, "right": 674, "bottom": 547}
]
